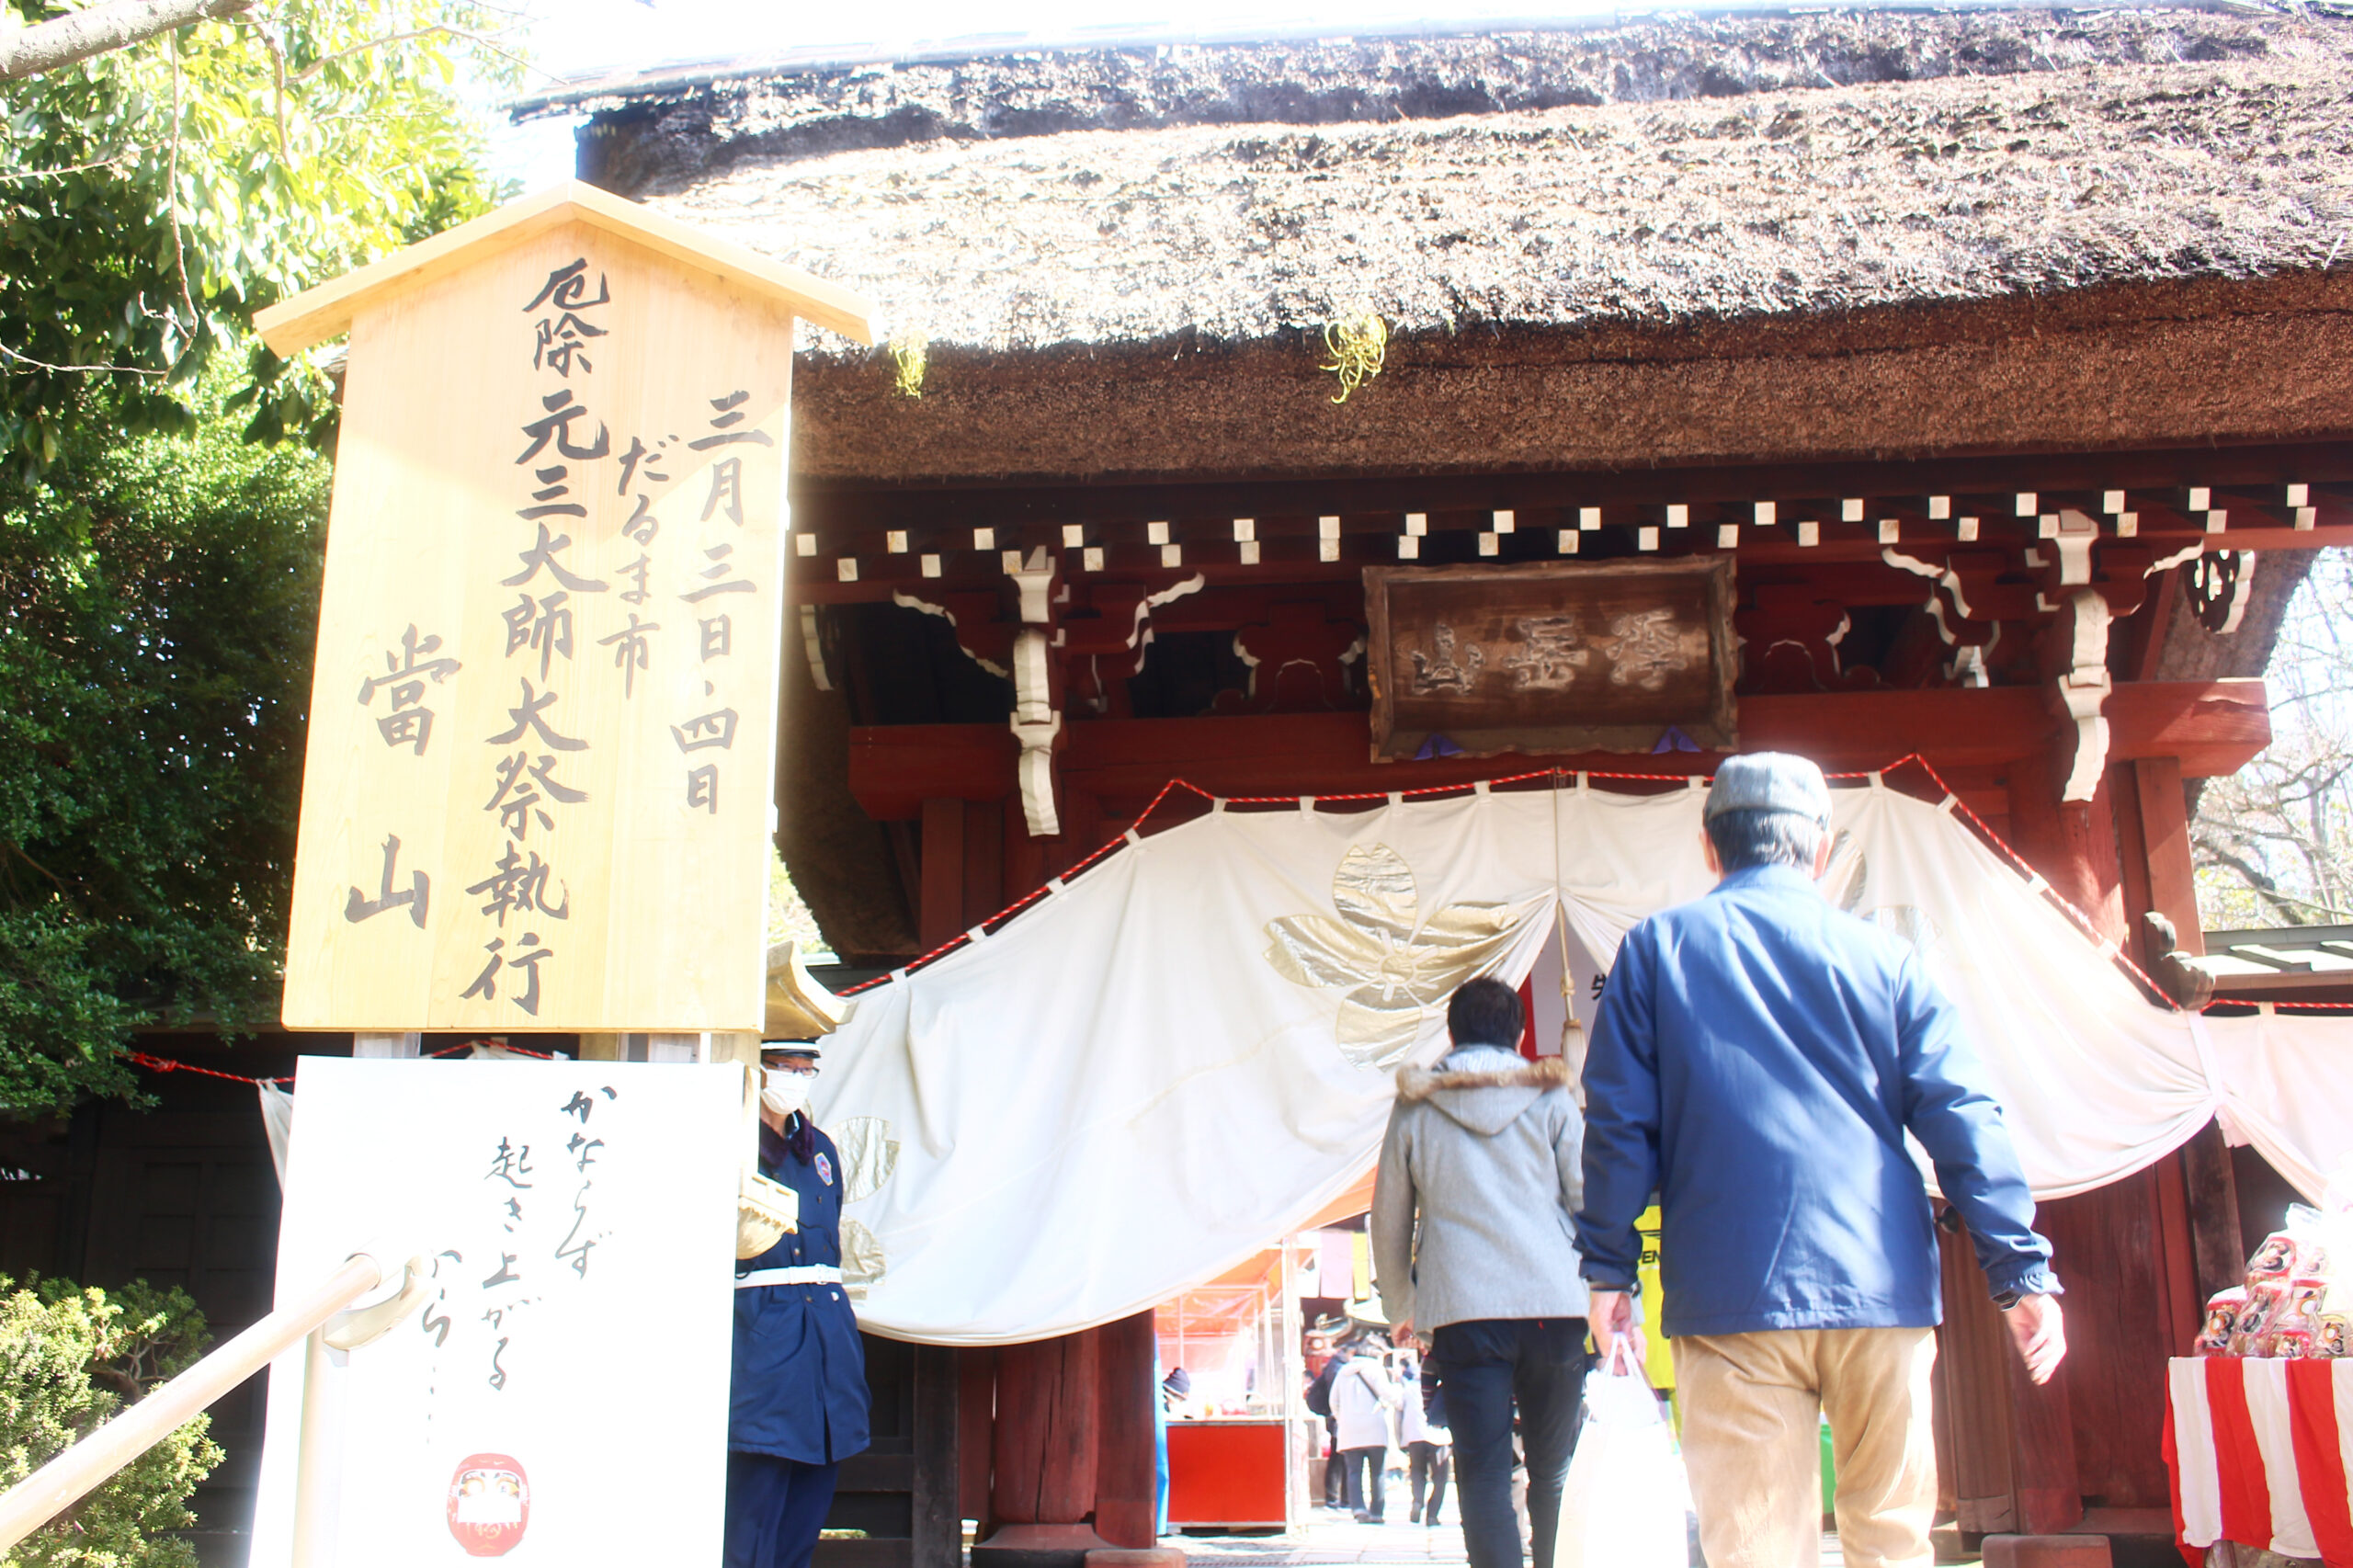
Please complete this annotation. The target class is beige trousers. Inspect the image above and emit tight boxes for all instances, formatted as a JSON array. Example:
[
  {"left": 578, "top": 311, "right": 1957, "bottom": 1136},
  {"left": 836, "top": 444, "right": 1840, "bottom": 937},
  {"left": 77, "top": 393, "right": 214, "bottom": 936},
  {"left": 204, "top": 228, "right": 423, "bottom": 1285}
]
[{"left": 1672, "top": 1327, "right": 1938, "bottom": 1568}]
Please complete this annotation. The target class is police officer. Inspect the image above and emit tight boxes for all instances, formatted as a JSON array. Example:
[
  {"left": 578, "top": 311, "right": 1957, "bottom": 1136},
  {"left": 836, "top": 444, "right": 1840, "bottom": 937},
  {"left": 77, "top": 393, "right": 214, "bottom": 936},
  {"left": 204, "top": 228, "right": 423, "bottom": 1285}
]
[{"left": 727, "top": 1040, "right": 871, "bottom": 1568}]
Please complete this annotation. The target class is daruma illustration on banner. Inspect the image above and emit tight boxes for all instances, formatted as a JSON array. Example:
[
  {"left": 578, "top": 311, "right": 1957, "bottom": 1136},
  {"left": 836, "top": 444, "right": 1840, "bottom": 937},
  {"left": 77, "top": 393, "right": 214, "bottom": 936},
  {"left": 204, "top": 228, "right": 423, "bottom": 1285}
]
[{"left": 447, "top": 1454, "right": 531, "bottom": 1557}]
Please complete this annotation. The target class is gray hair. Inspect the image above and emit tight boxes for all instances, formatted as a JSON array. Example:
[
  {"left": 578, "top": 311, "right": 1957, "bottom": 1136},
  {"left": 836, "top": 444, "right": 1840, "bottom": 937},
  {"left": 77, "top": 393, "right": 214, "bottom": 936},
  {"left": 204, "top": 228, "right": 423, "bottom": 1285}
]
[{"left": 1705, "top": 808, "right": 1824, "bottom": 873}]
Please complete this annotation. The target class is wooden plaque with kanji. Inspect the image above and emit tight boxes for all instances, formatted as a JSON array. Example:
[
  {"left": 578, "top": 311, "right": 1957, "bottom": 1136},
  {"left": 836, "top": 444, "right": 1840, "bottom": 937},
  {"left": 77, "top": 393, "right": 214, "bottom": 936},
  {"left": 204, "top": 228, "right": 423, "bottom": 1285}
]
[
  {"left": 1364, "top": 558, "right": 1738, "bottom": 760},
  {"left": 262, "top": 184, "right": 876, "bottom": 1031}
]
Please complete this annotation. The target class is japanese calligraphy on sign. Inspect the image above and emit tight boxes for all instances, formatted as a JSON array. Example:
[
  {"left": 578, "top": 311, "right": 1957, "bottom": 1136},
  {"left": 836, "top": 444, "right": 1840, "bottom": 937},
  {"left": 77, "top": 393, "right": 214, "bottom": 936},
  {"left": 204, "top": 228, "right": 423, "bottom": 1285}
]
[
  {"left": 1364, "top": 559, "right": 1737, "bottom": 760},
  {"left": 265, "top": 184, "right": 878, "bottom": 1030},
  {"left": 250, "top": 1057, "right": 742, "bottom": 1568}
]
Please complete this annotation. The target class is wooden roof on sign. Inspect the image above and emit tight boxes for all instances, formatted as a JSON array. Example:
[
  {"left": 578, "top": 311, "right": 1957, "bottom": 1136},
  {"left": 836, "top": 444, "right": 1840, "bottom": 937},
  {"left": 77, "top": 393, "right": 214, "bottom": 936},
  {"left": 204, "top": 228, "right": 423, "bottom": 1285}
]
[{"left": 253, "top": 178, "right": 882, "bottom": 355}]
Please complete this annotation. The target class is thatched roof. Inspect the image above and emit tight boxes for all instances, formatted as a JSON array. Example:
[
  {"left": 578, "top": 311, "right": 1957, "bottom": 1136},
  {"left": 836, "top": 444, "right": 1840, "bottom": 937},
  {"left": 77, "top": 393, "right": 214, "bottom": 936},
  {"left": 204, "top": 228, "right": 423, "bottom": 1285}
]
[{"left": 566, "top": 9, "right": 2353, "bottom": 358}]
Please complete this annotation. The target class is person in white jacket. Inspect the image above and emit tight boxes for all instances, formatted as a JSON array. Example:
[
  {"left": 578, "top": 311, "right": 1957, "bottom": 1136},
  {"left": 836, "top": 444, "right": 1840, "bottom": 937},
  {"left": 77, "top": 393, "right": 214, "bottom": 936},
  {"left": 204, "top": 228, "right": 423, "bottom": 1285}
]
[
  {"left": 1372, "top": 978, "right": 1587, "bottom": 1568},
  {"left": 1327, "top": 1339, "right": 1401, "bottom": 1522}
]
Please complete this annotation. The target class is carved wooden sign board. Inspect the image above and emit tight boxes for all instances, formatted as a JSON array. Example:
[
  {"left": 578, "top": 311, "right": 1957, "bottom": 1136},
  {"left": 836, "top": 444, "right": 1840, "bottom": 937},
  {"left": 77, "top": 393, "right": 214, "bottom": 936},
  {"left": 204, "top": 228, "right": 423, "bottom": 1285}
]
[
  {"left": 1364, "top": 559, "right": 1738, "bottom": 760},
  {"left": 257, "top": 182, "right": 877, "bottom": 1032}
]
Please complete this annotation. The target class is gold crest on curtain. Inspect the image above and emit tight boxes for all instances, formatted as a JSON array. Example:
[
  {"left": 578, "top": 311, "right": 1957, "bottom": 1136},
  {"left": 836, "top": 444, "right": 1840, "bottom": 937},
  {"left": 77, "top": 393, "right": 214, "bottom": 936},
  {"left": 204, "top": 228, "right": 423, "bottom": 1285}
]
[{"left": 1264, "top": 844, "right": 1526, "bottom": 1068}]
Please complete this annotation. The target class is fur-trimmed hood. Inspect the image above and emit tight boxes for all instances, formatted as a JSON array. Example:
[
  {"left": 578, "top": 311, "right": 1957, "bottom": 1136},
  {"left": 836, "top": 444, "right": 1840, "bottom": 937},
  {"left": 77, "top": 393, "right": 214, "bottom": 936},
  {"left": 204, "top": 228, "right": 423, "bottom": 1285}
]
[{"left": 1396, "top": 1045, "right": 1571, "bottom": 1135}]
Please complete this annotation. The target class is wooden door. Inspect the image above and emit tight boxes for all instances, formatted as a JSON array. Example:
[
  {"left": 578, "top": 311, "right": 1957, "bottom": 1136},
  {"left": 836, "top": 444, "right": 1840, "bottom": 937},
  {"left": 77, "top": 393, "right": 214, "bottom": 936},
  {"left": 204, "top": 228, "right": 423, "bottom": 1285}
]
[{"left": 820, "top": 1335, "right": 961, "bottom": 1568}]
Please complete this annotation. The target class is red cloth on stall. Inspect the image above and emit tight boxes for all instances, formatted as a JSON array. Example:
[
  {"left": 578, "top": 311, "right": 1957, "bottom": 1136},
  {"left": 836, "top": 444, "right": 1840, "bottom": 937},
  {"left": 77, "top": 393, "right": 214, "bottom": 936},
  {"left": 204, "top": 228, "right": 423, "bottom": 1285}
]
[
  {"left": 2167, "top": 1358, "right": 2353, "bottom": 1568},
  {"left": 2209, "top": 1358, "right": 2278, "bottom": 1548},
  {"left": 2289, "top": 1361, "right": 2353, "bottom": 1566}
]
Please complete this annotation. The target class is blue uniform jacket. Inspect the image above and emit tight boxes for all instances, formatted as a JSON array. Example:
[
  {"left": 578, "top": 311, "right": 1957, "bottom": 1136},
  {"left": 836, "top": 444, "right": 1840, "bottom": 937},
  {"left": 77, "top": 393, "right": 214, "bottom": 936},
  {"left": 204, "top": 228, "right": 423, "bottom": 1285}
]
[
  {"left": 1574, "top": 864, "right": 2060, "bottom": 1337},
  {"left": 730, "top": 1118, "right": 871, "bottom": 1463}
]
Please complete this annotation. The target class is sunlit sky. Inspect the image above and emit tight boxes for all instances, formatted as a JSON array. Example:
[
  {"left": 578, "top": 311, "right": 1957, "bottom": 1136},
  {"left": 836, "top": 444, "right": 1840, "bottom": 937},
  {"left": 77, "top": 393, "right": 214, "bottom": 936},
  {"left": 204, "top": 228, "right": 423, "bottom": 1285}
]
[{"left": 488, "top": 0, "right": 1641, "bottom": 187}]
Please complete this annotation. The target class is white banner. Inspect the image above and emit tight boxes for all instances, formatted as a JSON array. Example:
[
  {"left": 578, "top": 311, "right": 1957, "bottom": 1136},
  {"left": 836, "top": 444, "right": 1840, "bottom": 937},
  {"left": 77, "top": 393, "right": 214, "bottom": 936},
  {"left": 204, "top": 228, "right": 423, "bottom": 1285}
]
[
  {"left": 251, "top": 1058, "right": 742, "bottom": 1567},
  {"left": 812, "top": 779, "right": 2350, "bottom": 1346}
]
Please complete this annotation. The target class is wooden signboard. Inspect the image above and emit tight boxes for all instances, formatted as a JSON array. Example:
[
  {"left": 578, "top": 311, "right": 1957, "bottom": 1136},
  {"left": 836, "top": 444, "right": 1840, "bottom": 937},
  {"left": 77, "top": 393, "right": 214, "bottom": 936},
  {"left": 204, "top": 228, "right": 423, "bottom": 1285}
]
[
  {"left": 258, "top": 183, "right": 878, "bottom": 1031},
  {"left": 1363, "top": 558, "right": 1737, "bottom": 760}
]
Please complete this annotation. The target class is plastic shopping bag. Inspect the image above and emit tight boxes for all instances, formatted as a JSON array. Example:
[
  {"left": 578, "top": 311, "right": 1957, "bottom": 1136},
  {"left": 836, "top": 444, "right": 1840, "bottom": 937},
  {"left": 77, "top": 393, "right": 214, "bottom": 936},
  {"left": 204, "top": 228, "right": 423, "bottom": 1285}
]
[{"left": 1553, "top": 1345, "right": 1691, "bottom": 1568}]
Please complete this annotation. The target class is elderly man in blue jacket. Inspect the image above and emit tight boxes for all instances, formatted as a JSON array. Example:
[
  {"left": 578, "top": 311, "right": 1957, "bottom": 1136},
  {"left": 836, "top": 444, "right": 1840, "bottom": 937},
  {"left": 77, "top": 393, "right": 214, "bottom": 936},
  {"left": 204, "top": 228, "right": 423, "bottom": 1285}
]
[{"left": 1576, "top": 753, "right": 2065, "bottom": 1568}]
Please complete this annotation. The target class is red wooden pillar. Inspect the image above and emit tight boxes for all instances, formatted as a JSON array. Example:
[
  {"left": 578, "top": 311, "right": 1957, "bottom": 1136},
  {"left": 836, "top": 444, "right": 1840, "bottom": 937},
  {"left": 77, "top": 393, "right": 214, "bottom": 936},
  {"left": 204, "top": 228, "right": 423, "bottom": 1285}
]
[
  {"left": 921, "top": 797, "right": 968, "bottom": 951},
  {"left": 2006, "top": 756, "right": 2127, "bottom": 949},
  {"left": 1094, "top": 1312, "right": 1162, "bottom": 1548},
  {"left": 971, "top": 1314, "right": 1158, "bottom": 1559},
  {"left": 1934, "top": 749, "right": 2109, "bottom": 1531},
  {"left": 1935, "top": 1217, "right": 2087, "bottom": 1533},
  {"left": 960, "top": 1347, "right": 999, "bottom": 1532},
  {"left": 990, "top": 1332, "right": 1103, "bottom": 1529},
  {"left": 2110, "top": 756, "right": 2243, "bottom": 1308}
]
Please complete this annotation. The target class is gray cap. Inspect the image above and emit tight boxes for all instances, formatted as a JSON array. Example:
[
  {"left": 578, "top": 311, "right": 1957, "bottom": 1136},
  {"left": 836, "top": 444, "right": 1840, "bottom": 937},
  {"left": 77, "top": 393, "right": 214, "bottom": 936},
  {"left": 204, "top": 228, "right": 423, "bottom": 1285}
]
[{"left": 1705, "top": 752, "right": 1832, "bottom": 824}]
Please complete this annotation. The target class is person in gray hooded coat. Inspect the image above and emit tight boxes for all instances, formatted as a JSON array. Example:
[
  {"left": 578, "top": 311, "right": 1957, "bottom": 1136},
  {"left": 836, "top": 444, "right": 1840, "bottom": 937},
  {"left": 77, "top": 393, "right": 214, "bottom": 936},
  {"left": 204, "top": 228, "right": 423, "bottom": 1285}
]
[{"left": 1371, "top": 977, "right": 1588, "bottom": 1568}]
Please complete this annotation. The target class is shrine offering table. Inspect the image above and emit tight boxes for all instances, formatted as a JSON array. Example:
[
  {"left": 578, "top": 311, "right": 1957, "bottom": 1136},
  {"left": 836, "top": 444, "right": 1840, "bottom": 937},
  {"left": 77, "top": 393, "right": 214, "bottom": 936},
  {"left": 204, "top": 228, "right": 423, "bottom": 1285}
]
[
  {"left": 2166, "top": 1358, "right": 2353, "bottom": 1564},
  {"left": 1165, "top": 1419, "right": 1289, "bottom": 1529}
]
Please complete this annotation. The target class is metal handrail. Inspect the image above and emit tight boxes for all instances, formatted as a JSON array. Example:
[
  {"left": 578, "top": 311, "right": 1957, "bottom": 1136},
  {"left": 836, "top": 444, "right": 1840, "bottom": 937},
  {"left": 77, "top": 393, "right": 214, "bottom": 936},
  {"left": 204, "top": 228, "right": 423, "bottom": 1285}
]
[{"left": 0, "top": 1254, "right": 387, "bottom": 1555}]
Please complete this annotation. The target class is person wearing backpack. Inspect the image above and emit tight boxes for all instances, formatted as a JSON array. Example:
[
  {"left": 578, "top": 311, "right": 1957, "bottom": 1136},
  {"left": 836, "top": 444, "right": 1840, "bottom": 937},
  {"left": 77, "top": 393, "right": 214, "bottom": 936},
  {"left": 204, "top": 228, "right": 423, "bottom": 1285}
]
[
  {"left": 1371, "top": 978, "right": 1587, "bottom": 1568},
  {"left": 1305, "top": 1351, "right": 1345, "bottom": 1507}
]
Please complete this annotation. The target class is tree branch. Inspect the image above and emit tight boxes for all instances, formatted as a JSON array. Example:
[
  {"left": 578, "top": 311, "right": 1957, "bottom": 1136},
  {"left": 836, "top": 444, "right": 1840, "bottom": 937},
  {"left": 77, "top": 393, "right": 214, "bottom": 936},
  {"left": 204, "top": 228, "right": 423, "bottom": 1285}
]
[
  {"left": 2193, "top": 837, "right": 2318, "bottom": 925},
  {"left": 0, "top": 341, "right": 165, "bottom": 378},
  {"left": 0, "top": 152, "right": 140, "bottom": 182},
  {"left": 280, "top": 21, "right": 552, "bottom": 86},
  {"left": 167, "top": 33, "right": 199, "bottom": 365},
  {"left": 0, "top": 0, "right": 254, "bottom": 82}
]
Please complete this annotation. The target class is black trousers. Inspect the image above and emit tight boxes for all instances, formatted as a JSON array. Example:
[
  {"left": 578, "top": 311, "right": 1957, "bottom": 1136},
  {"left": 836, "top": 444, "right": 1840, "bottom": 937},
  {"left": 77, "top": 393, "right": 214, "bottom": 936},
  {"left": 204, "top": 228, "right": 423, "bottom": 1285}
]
[
  {"left": 724, "top": 1452, "right": 841, "bottom": 1568},
  {"left": 1324, "top": 1417, "right": 1347, "bottom": 1504},
  {"left": 1408, "top": 1440, "right": 1452, "bottom": 1524},
  {"left": 1431, "top": 1317, "right": 1589, "bottom": 1568},
  {"left": 1340, "top": 1446, "right": 1388, "bottom": 1519}
]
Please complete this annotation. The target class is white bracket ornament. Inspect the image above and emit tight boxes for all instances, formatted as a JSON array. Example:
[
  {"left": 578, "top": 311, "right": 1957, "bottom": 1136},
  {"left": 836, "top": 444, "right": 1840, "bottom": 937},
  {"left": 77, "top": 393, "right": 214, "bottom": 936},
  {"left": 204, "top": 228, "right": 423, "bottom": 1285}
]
[
  {"left": 2049, "top": 588, "right": 2114, "bottom": 804},
  {"left": 2049, "top": 508, "right": 2099, "bottom": 586},
  {"left": 1009, "top": 547, "right": 1059, "bottom": 626},
  {"left": 1008, "top": 548, "right": 1063, "bottom": 837},
  {"left": 1010, "top": 711, "right": 1063, "bottom": 837}
]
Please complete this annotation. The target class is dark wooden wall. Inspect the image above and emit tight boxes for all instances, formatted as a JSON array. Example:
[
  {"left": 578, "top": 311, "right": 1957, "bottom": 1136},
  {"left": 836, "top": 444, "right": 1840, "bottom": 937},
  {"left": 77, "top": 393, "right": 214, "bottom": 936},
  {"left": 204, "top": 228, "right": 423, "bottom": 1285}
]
[{"left": 822, "top": 1337, "right": 962, "bottom": 1568}]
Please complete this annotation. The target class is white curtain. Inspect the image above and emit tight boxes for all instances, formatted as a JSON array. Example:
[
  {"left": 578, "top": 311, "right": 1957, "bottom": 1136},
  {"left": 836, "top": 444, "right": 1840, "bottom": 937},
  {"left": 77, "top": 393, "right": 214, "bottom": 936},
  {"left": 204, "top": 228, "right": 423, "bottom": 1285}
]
[
  {"left": 257, "top": 1082, "right": 295, "bottom": 1187},
  {"left": 810, "top": 778, "right": 2351, "bottom": 1346},
  {"left": 2204, "top": 1009, "right": 2353, "bottom": 1204}
]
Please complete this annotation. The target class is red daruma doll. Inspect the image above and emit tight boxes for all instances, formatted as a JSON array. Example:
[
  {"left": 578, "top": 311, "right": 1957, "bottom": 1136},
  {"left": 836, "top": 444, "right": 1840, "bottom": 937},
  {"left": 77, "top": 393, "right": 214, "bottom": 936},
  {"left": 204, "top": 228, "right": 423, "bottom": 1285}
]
[{"left": 447, "top": 1454, "right": 530, "bottom": 1556}]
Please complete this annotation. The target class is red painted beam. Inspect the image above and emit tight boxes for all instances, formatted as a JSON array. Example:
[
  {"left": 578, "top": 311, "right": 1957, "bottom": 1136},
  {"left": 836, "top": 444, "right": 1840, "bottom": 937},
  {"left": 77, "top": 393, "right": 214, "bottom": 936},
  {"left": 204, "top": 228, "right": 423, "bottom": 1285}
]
[
  {"left": 848, "top": 726, "right": 1021, "bottom": 819},
  {"left": 844, "top": 680, "right": 2268, "bottom": 819},
  {"left": 2107, "top": 679, "right": 2272, "bottom": 778}
]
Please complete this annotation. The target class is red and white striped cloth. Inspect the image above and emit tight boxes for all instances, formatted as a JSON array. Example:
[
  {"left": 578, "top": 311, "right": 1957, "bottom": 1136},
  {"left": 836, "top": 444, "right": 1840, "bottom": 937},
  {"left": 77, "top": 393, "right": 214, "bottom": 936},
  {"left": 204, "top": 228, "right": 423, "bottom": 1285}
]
[{"left": 2166, "top": 1357, "right": 2353, "bottom": 1565}]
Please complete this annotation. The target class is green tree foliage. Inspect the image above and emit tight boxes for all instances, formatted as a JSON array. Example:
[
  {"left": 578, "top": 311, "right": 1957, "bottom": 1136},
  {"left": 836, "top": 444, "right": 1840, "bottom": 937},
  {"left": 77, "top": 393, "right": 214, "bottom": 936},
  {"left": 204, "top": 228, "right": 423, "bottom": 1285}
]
[
  {"left": 0, "top": 2, "right": 516, "bottom": 1105},
  {"left": 0, "top": 1275, "right": 220, "bottom": 1567},
  {"left": 0, "top": 0, "right": 521, "bottom": 468},
  {"left": 0, "top": 390, "right": 329, "bottom": 1110}
]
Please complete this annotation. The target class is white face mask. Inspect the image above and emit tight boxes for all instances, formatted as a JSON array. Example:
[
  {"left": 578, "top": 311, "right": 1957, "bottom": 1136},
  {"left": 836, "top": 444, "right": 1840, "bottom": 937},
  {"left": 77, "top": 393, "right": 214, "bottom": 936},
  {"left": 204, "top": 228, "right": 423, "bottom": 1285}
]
[{"left": 761, "top": 1069, "right": 812, "bottom": 1118}]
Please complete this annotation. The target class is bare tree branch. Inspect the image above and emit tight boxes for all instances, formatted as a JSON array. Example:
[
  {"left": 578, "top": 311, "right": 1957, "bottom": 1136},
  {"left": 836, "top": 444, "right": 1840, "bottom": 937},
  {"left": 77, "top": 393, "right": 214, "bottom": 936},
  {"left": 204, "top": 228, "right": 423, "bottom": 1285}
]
[
  {"left": 0, "top": 152, "right": 140, "bottom": 182},
  {"left": 167, "top": 32, "right": 199, "bottom": 363},
  {"left": 279, "top": 20, "right": 552, "bottom": 86},
  {"left": 2197, "top": 837, "right": 2350, "bottom": 924},
  {"left": 0, "top": 340, "right": 165, "bottom": 377},
  {"left": 0, "top": 0, "right": 253, "bottom": 81}
]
